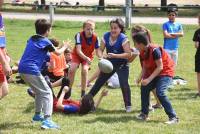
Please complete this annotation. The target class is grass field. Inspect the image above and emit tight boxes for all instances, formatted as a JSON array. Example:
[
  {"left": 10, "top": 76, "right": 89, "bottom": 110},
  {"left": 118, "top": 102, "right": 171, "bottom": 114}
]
[{"left": 0, "top": 19, "right": 200, "bottom": 134}]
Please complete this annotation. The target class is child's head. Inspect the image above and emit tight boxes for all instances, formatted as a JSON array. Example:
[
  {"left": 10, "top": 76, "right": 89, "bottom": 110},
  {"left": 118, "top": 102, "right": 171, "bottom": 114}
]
[
  {"left": 167, "top": 8, "right": 177, "bottom": 22},
  {"left": 83, "top": 20, "right": 95, "bottom": 38},
  {"left": 79, "top": 94, "right": 95, "bottom": 115},
  {"left": 35, "top": 19, "right": 52, "bottom": 36},
  {"left": 49, "top": 38, "right": 60, "bottom": 47},
  {"left": 131, "top": 25, "right": 152, "bottom": 43},
  {"left": 110, "top": 18, "right": 125, "bottom": 37},
  {"left": 132, "top": 32, "right": 149, "bottom": 51},
  {"left": 64, "top": 48, "right": 72, "bottom": 62}
]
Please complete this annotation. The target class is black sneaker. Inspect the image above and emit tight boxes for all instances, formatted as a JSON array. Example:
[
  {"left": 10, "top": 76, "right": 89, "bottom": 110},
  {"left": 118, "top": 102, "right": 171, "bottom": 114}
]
[{"left": 136, "top": 113, "right": 149, "bottom": 121}]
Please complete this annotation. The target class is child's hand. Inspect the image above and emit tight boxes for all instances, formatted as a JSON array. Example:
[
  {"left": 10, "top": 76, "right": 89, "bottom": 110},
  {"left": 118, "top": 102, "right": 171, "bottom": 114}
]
[
  {"left": 195, "top": 43, "right": 199, "bottom": 49},
  {"left": 101, "top": 89, "right": 108, "bottom": 96},
  {"left": 85, "top": 57, "right": 91, "bottom": 65},
  {"left": 63, "top": 40, "right": 71, "bottom": 48},
  {"left": 3, "top": 62, "right": 12, "bottom": 76},
  {"left": 63, "top": 86, "right": 69, "bottom": 93}
]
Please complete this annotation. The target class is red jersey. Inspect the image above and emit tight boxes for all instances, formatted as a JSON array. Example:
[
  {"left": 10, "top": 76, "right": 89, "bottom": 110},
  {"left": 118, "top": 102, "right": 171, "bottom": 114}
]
[
  {"left": 139, "top": 45, "right": 174, "bottom": 79},
  {"left": 72, "top": 31, "right": 97, "bottom": 60},
  {"left": 53, "top": 98, "right": 80, "bottom": 113}
]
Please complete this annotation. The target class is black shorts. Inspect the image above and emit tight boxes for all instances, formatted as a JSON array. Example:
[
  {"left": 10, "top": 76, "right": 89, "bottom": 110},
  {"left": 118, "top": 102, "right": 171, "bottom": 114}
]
[{"left": 195, "top": 53, "right": 200, "bottom": 72}]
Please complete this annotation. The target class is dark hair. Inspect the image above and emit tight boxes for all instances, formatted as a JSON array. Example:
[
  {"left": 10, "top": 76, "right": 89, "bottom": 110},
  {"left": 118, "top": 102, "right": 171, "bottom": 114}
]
[
  {"left": 132, "top": 32, "right": 148, "bottom": 46},
  {"left": 79, "top": 94, "right": 95, "bottom": 115},
  {"left": 167, "top": 7, "right": 178, "bottom": 15},
  {"left": 49, "top": 38, "right": 59, "bottom": 47},
  {"left": 35, "top": 19, "right": 52, "bottom": 35},
  {"left": 110, "top": 18, "right": 125, "bottom": 34}
]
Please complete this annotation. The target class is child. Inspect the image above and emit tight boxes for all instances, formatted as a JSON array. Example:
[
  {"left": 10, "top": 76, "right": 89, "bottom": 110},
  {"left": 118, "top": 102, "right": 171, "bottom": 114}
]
[
  {"left": 132, "top": 25, "right": 162, "bottom": 110},
  {"left": 193, "top": 13, "right": 200, "bottom": 97},
  {"left": 0, "top": 12, "right": 12, "bottom": 99},
  {"left": 53, "top": 78, "right": 108, "bottom": 114},
  {"left": 48, "top": 38, "right": 67, "bottom": 82},
  {"left": 162, "top": 8, "right": 184, "bottom": 66},
  {"left": 88, "top": 18, "right": 133, "bottom": 112},
  {"left": 18, "top": 19, "right": 69, "bottom": 130},
  {"left": 132, "top": 32, "right": 178, "bottom": 124},
  {"left": 69, "top": 20, "right": 100, "bottom": 97}
]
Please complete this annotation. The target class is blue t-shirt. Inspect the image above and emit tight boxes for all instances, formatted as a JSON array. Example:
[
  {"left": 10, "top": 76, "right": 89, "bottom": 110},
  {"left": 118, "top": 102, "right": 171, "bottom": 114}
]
[
  {"left": 103, "top": 32, "right": 128, "bottom": 63},
  {"left": 162, "top": 21, "right": 183, "bottom": 50},
  {"left": 19, "top": 35, "right": 54, "bottom": 75},
  {"left": 0, "top": 14, "right": 6, "bottom": 48},
  {"left": 75, "top": 32, "right": 99, "bottom": 49}
]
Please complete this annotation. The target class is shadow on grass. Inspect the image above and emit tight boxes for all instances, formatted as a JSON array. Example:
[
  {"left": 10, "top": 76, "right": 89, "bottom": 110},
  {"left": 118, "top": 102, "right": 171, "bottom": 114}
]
[
  {"left": 169, "top": 87, "right": 197, "bottom": 100},
  {"left": 84, "top": 115, "right": 160, "bottom": 124},
  {"left": 95, "top": 108, "right": 140, "bottom": 115},
  {"left": 23, "top": 101, "right": 34, "bottom": 113},
  {"left": 0, "top": 121, "right": 35, "bottom": 130}
]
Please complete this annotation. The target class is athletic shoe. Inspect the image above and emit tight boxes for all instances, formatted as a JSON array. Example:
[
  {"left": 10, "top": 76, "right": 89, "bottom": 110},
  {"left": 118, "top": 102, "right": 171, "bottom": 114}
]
[
  {"left": 152, "top": 104, "right": 163, "bottom": 109},
  {"left": 41, "top": 119, "right": 60, "bottom": 130},
  {"left": 32, "top": 114, "right": 44, "bottom": 122},
  {"left": 27, "top": 88, "right": 35, "bottom": 98},
  {"left": 136, "top": 113, "right": 150, "bottom": 121},
  {"left": 126, "top": 106, "right": 132, "bottom": 113},
  {"left": 165, "top": 117, "right": 179, "bottom": 124}
]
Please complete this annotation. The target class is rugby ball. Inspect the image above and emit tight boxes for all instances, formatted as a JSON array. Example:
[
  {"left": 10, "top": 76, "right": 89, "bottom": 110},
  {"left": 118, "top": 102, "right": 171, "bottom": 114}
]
[{"left": 98, "top": 59, "right": 113, "bottom": 73}]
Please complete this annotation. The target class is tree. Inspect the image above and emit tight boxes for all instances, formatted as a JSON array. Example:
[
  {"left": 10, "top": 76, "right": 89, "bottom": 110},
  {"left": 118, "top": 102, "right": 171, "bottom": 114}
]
[
  {"left": 161, "top": 0, "right": 167, "bottom": 11},
  {"left": 98, "top": 0, "right": 105, "bottom": 11}
]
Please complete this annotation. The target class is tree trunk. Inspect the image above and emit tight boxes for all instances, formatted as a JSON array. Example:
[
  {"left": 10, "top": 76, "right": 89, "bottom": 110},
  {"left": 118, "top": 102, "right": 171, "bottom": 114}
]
[
  {"left": 98, "top": 0, "right": 105, "bottom": 11},
  {"left": 161, "top": 0, "right": 167, "bottom": 11}
]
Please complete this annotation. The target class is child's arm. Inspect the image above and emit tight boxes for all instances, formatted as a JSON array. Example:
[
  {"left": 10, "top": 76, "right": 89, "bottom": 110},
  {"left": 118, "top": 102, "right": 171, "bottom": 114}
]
[
  {"left": 53, "top": 40, "right": 70, "bottom": 55},
  {"left": 76, "top": 45, "right": 91, "bottom": 64},
  {"left": 94, "top": 89, "right": 108, "bottom": 108},
  {"left": 56, "top": 86, "right": 69, "bottom": 110},
  {"left": 194, "top": 41, "right": 199, "bottom": 49},
  {"left": 0, "top": 50, "right": 12, "bottom": 76}
]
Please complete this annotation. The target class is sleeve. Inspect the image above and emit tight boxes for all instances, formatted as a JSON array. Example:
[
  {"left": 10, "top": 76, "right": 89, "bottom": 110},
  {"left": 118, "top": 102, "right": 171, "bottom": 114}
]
[
  {"left": 193, "top": 30, "right": 199, "bottom": 42},
  {"left": 75, "top": 33, "right": 81, "bottom": 45},
  {"left": 44, "top": 45, "right": 55, "bottom": 52},
  {"left": 122, "top": 37, "right": 129, "bottom": 46},
  {"left": 162, "top": 23, "right": 167, "bottom": 31},
  {"left": 152, "top": 48, "right": 162, "bottom": 60},
  {"left": 63, "top": 105, "right": 79, "bottom": 113},
  {"left": 95, "top": 37, "right": 100, "bottom": 49}
]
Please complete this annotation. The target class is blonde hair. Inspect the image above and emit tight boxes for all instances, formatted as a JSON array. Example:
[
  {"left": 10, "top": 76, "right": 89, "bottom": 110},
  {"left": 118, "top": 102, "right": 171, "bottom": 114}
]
[
  {"left": 83, "top": 20, "right": 95, "bottom": 28},
  {"left": 131, "top": 25, "right": 152, "bottom": 43}
]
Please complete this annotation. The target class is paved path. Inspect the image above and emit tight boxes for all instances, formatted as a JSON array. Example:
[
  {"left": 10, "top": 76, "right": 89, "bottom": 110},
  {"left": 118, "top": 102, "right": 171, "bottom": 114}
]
[{"left": 2, "top": 12, "right": 197, "bottom": 25}]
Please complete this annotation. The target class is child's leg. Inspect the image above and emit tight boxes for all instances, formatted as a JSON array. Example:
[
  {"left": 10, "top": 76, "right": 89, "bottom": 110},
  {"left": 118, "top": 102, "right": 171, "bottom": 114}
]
[
  {"left": 57, "top": 77, "right": 70, "bottom": 99},
  {"left": 197, "top": 72, "right": 200, "bottom": 94},
  {"left": 68, "top": 62, "right": 79, "bottom": 89},
  {"left": 81, "top": 64, "right": 89, "bottom": 97},
  {"left": 0, "top": 81, "right": 9, "bottom": 99},
  {"left": 21, "top": 74, "right": 53, "bottom": 118},
  {"left": 87, "top": 69, "right": 100, "bottom": 86}
]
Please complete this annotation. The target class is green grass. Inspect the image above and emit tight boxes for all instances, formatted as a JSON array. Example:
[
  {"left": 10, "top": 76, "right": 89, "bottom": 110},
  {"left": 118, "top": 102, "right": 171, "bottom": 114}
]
[{"left": 0, "top": 19, "right": 200, "bottom": 134}]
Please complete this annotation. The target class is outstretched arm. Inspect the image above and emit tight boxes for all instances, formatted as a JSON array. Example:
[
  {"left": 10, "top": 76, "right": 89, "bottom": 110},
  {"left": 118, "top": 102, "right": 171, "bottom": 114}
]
[{"left": 56, "top": 86, "right": 69, "bottom": 110}]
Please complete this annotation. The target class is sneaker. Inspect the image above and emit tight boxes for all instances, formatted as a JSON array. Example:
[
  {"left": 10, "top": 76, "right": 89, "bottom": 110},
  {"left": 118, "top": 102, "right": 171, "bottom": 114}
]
[
  {"left": 41, "top": 119, "right": 60, "bottom": 130},
  {"left": 126, "top": 106, "right": 132, "bottom": 113},
  {"left": 27, "top": 88, "right": 35, "bottom": 98},
  {"left": 165, "top": 117, "right": 179, "bottom": 124},
  {"left": 136, "top": 113, "right": 149, "bottom": 121},
  {"left": 152, "top": 104, "right": 163, "bottom": 109},
  {"left": 149, "top": 106, "right": 154, "bottom": 112},
  {"left": 32, "top": 114, "right": 44, "bottom": 122}
]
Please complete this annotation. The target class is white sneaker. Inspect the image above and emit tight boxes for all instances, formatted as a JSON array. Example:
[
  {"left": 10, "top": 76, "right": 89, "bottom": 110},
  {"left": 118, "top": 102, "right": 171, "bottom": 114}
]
[
  {"left": 126, "top": 106, "right": 132, "bottom": 113},
  {"left": 165, "top": 117, "right": 179, "bottom": 124}
]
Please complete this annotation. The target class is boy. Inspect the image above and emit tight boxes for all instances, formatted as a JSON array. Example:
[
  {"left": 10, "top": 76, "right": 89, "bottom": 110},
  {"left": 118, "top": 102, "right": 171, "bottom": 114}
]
[
  {"left": 69, "top": 20, "right": 100, "bottom": 97},
  {"left": 18, "top": 19, "right": 69, "bottom": 129},
  {"left": 0, "top": 11, "right": 12, "bottom": 99},
  {"left": 193, "top": 13, "right": 200, "bottom": 97},
  {"left": 132, "top": 32, "right": 178, "bottom": 124},
  {"left": 162, "top": 8, "right": 184, "bottom": 66}
]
